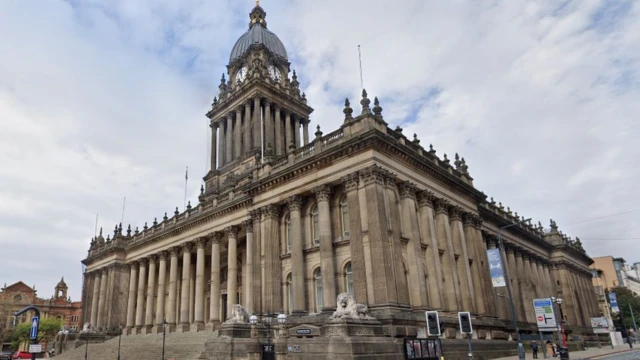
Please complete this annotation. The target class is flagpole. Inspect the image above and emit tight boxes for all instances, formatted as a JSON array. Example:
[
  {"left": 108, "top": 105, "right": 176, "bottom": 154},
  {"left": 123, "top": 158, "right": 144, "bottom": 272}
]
[{"left": 184, "top": 166, "right": 189, "bottom": 210}]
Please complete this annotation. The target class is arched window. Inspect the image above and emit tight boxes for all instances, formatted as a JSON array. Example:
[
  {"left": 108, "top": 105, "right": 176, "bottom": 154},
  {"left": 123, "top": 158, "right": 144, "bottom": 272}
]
[
  {"left": 314, "top": 268, "right": 323, "bottom": 312},
  {"left": 345, "top": 262, "right": 354, "bottom": 297},
  {"left": 285, "top": 214, "right": 292, "bottom": 253},
  {"left": 311, "top": 205, "right": 320, "bottom": 245},
  {"left": 287, "top": 273, "right": 293, "bottom": 314},
  {"left": 340, "top": 196, "right": 350, "bottom": 238}
]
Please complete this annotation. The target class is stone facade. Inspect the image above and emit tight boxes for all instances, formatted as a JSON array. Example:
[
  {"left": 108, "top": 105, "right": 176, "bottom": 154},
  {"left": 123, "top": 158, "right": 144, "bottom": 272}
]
[{"left": 80, "top": 1, "right": 600, "bottom": 353}]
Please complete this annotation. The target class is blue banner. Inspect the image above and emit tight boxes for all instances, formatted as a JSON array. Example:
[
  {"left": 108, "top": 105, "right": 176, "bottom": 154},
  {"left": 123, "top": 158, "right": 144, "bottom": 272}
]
[
  {"left": 609, "top": 292, "right": 619, "bottom": 313},
  {"left": 487, "top": 248, "right": 506, "bottom": 287}
]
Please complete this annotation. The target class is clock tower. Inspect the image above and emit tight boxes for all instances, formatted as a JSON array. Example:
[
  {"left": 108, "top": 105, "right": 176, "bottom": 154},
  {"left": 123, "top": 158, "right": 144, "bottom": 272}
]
[{"left": 204, "top": 2, "right": 313, "bottom": 195}]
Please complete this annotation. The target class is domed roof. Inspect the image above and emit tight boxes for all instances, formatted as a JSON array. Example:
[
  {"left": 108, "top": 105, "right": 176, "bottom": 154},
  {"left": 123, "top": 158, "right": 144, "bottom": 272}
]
[
  {"left": 56, "top": 277, "right": 67, "bottom": 288},
  {"left": 229, "top": 4, "right": 288, "bottom": 63}
]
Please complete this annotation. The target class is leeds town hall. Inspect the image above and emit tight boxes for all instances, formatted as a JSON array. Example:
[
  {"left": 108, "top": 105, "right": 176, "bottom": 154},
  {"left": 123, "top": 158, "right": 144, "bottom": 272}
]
[{"left": 70, "top": 3, "right": 601, "bottom": 359}]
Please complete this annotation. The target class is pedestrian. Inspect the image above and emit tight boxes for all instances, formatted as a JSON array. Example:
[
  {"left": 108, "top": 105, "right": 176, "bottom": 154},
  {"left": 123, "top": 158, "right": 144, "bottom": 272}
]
[{"left": 532, "top": 341, "right": 539, "bottom": 359}]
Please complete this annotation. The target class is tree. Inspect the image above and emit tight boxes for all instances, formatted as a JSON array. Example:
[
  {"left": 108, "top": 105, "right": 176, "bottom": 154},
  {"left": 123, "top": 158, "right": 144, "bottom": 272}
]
[
  {"left": 11, "top": 317, "right": 63, "bottom": 350},
  {"left": 606, "top": 287, "right": 640, "bottom": 330}
]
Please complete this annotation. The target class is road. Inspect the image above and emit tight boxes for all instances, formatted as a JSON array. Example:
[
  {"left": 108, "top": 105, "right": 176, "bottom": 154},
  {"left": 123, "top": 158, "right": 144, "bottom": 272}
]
[{"left": 594, "top": 349, "right": 640, "bottom": 360}]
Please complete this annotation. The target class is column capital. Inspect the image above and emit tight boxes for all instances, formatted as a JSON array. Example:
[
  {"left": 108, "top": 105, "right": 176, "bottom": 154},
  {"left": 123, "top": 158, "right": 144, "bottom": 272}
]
[
  {"left": 263, "top": 99, "right": 271, "bottom": 106},
  {"left": 341, "top": 172, "right": 360, "bottom": 193},
  {"left": 286, "top": 195, "right": 302, "bottom": 212},
  {"left": 138, "top": 258, "right": 148, "bottom": 267},
  {"left": 398, "top": 181, "right": 418, "bottom": 200},
  {"left": 147, "top": 254, "right": 157, "bottom": 264},
  {"left": 211, "top": 231, "right": 225, "bottom": 244},
  {"left": 181, "top": 242, "right": 193, "bottom": 254},
  {"left": 220, "top": 116, "right": 227, "bottom": 125},
  {"left": 209, "top": 120, "right": 219, "bottom": 129},
  {"left": 196, "top": 237, "right": 208, "bottom": 249},
  {"left": 463, "top": 213, "right": 478, "bottom": 228},
  {"left": 261, "top": 203, "right": 280, "bottom": 220},
  {"left": 273, "top": 102, "right": 280, "bottom": 110},
  {"left": 360, "top": 164, "right": 388, "bottom": 186},
  {"left": 235, "top": 106, "right": 243, "bottom": 113},
  {"left": 225, "top": 225, "right": 240, "bottom": 238},
  {"left": 448, "top": 205, "right": 464, "bottom": 222},
  {"left": 312, "top": 185, "right": 332, "bottom": 203},
  {"left": 249, "top": 209, "right": 261, "bottom": 221},
  {"left": 168, "top": 246, "right": 181, "bottom": 258},
  {"left": 158, "top": 251, "right": 169, "bottom": 262},
  {"left": 417, "top": 190, "right": 436, "bottom": 208},
  {"left": 243, "top": 219, "right": 254, "bottom": 233},
  {"left": 127, "top": 262, "right": 137, "bottom": 271},
  {"left": 505, "top": 243, "right": 515, "bottom": 254},
  {"left": 434, "top": 198, "right": 450, "bottom": 216}
]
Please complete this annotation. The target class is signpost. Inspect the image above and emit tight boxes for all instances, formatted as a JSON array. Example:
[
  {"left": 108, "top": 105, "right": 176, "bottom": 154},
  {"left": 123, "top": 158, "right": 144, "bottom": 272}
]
[
  {"left": 13, "top": 305, "right": 41, "bottom": 360},
  {"left": 533, "top": 298, "right": 557, "bottom": 330},
  {"left": 29, "top": 316, "right": 39, "bottom": 340},
  {"left": 28, "top": 344, "right": 42, "bottom": 353}
]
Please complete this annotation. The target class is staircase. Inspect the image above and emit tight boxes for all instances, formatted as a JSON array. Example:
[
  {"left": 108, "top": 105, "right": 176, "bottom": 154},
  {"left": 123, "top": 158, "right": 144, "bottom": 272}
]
[{"left": 54, "top": 331, "right": 215, "bottom": 360}]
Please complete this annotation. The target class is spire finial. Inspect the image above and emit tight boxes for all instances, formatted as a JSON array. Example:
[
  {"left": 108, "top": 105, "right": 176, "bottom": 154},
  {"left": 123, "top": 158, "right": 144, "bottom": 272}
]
[{"left": 256, "top": 0, "right": 259, "bottom": 5}]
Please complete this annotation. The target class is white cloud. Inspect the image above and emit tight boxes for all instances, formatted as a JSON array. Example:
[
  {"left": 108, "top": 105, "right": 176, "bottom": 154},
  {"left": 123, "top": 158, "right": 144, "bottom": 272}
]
[{"left": 0, "top": 0, "right": 638, "bottom": 299}]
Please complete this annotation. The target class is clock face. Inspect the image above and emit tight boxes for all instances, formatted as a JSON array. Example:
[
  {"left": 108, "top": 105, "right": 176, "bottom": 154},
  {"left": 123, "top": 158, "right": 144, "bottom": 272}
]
[
  {"left": 235, "top": 66, "right": 247, "bottom": 83},
  {"left": 268, "top": 65, "right": 282, "bottom": 82}
]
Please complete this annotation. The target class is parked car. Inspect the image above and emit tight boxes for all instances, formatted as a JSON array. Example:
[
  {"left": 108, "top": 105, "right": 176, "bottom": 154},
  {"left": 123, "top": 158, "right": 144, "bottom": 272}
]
[
  {"left": 0, "top": 351, "right": 12, "bottom": 360},
  {"left": 12, "top": 351, "right": 31, "bottom": 359}
]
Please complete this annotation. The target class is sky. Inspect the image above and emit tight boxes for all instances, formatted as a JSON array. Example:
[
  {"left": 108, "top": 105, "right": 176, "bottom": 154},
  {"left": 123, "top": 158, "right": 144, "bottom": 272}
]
[{"left": 0, "top": 0, "right": 638, "bottom": 301}]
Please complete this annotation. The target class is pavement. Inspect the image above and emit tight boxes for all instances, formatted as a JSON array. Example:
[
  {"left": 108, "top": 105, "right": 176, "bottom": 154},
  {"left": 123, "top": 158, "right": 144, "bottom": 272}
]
[{"left": 491, "top": 345, "right": 640, "bottom": 360}]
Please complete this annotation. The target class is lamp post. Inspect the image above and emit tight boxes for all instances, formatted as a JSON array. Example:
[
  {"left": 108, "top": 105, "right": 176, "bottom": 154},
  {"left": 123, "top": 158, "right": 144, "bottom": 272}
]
[
  {"left": 117, "top": 325, "right": 123, "bottom": 360},
  {"left": 161, "top": 318, "right": 167, "bottom": 360},
  {"left": 497, "top": 217, "right": 531, "bottom": 360},
  {"left": 249, "top": 312, "right": 288, "bottom": 360},
  {"left": 551, "top": 297, "right": 567, "bottom": 347}
]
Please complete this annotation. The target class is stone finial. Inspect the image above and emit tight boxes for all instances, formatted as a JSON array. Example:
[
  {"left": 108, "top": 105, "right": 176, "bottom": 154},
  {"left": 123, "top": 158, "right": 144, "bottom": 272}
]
[
  {"left": 134, "top": 226, "right": 139, "bottom": 235},
  {"left": 343, "top": 98, "right": 353, "bottom": 121},
  {"left": 113, "top": 225, "right": 118, "bottom": 237},
  {"left": 550, "top": 219, "right": 558, "bottom": 230},
  {"left": 265, "top": 142, "right": 274, "bottom": 156},
  {"left": 302, "top": 92, "right": 307, "bottom": 103},
  {"left": 373, "top": 97, "right": 383, "bottom": 117},
  {"left": 394, "top": 125, "right": 403, "bottom": 133},
  {"left": 200, "top": 184, "right": 204, "bottom": 196},
  {"left": 315, "top": 125, "right": 323, "bottom": 138},
  {"left": 126, "top": 225, "right": 131, "bottom": 237},
  {"left": 174, "top": 207, "right": 179, "bottom": 216},
  {"left": 429, "top": 144, "right": 436, "bottom": 154},
  {"left": 213, "top": 96, "right": 218, "bottom": 105},
  {"left": 153, "top": 217, "right": 158, "bottom": 226},
  {"left": 291, "top": 70, "right": 299, "bottom": 89},
  {"left": 412, "top": 133, "right": 420, "bottom": 145},
  {"left": 490, "top": 197, "right": 495, "bottom": 204},
  {"left": 143, "top": 222, "right": 148, "bottom": 231},
  {"left": 443, "top": 153, "right": 450, "bottom": 164},
  {"left": 219, "top": 74, "right": 227, "bottom": 93},
  {"left": 507, "top": 207, "right": 512, "bottom": 215},
  {"left": 454, "top": 153, "right": 462, "bottom": 169},
  {"left": 360, "top": 89, "right": 371, "bottom": 115},
  {"left": 461, "top": 157, "right": 469, "bottom": 175},
  {"left": 106, "top": 235, "right": 111, "bottom": 242},
  {"left": 163, "top": 212, "right": 168, "bottom": 221},
  {"left": 288, "top": 140, "right": 295, "bottom": 151},
  {"left": 187, "top": 201, "right": 192, "bottom": 211}
]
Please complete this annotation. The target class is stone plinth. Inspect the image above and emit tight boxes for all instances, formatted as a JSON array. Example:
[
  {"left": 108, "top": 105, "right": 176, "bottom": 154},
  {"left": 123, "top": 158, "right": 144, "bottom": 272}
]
[
  {"left": 218, "top": 322, "right": 253, "bottom": 338},
  {"left": 321, "top": 318, "right": 383, "bottom": 337}
]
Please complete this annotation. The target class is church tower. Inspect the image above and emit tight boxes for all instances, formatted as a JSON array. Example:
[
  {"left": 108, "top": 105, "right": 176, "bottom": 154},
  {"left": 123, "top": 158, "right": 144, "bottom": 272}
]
[
  {"left": 55, "top": 277, "right": 68, "bottom": 300},
  {"left": 204, "top": 1, "right": 313, "bottom": 192}
]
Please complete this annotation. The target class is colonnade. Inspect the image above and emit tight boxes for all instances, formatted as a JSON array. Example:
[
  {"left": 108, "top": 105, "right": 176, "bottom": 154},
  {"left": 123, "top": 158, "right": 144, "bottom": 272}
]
[{"left": 209, "top": 97, "right": 310, "bottom": 170}]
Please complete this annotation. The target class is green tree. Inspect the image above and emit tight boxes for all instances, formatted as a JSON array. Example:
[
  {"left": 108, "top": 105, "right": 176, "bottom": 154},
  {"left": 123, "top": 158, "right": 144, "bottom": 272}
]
[
  {"left": 11, "top": 317, "right": 63, "bottom": 350},
  {"left": 606, "top": 287, "right": 640, "bottom": 330}
]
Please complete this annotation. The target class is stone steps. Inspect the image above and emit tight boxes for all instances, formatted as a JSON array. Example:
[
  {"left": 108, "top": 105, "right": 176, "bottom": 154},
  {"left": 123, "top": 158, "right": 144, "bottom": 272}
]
[{"left": 54, "top": 332, "right": 214, "bottom": 360}]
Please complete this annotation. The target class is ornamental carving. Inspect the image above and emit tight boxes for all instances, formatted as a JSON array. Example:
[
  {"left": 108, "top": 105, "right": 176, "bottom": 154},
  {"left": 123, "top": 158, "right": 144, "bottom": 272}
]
[
  {"left": 434, "top": 198, "right": 450, "bottom": 216},
  {"left": 225, "top": 226, "right": 240, "bottom": 238},
  {"left": 342, "top": 173, "right": 360, "bottom": 193},
  {"left": 463, "top": 213, "right": 475, "bottom": 228},
  {"left": 417, "top": 190, "right": 436, "bottom": 208},
  {"left": 196, "top": 237, "right": 208, "bottom": 249},
  {"left": 473, "top": 216, "right": 484, "bottom": 230},
  {"left": 359, "top": 165, "right": 387, "bottom": 186},
  {"left": 181, "top": 242, "right": 193, "bottom": 254},
  {"left": 138, "top": 258, "right": 148, "bottom": 267},
  {"left": 168, "top": 246, "right": 181, "bottom": 257},
  {"left": 261, "top": 204, "right": 280, "bottom": 219},
  {"left": 248, "top": 209, "right": 261, "bottom": 222},
  {"left": 147, "top": 254, "right": 157, "bottom": 264},
  {"left": 286, "top": 195, "right": 302, "bottom": 212},
  {"left": 243, "top": 219, "right": 254, "bottom": 233},
  {"left": 212, "top": 232, "right": 225, "bottom": 244},
  {"left": 312, "top": 185, "right": 332, "bottom": 202},
  {"left": 158, "top": 251, "right": 168, "bottom": 262},
  {"left": 399, "top": 182, "right": 418, "bottom": 200},
  {"left": 449, "top": 205, "right": 464, "bottom": 222}
]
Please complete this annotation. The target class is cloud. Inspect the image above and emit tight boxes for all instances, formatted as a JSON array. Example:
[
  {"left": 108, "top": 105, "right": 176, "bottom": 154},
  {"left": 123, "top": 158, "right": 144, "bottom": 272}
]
[{"left": 1, "top": 0, "right": 639, "bottom": 299}]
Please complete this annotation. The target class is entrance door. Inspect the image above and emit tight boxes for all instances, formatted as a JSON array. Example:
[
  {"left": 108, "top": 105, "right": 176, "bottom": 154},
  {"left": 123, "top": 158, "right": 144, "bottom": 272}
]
[
  {"left": 222, "top": 294, "right": 227, "bottom": 320},
  {"left": 261, "top": 344, "right": 275, "bottom": 360}
]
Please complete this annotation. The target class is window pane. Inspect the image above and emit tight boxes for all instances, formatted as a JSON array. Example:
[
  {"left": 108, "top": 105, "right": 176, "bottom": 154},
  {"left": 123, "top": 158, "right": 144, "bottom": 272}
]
[
  {"left": 346, "top": 263, "right": 354, "bottom": 297},
  {"left": 315, "top": 269, "right": 323, "bottom": 311},
  {"left": 341, "top": 198, "right": 349, "bottom": 237},
  {"left": 286, "top": 216, "right": 292, "bottom": 253},
  {"left": 312, "top": 206, "right": 319, "bottom": 243}
]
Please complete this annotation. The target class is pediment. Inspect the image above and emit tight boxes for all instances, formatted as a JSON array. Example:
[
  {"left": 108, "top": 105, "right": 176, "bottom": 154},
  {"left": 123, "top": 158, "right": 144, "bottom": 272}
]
[{"left": 2, "top": 281, "right": 35, "bottom": 294}]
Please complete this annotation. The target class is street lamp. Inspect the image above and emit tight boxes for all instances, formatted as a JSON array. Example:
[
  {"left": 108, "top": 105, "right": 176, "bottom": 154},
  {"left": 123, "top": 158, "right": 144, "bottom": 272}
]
[
  {"left": 497, "top": 217, "right": 531, "bottom": 360},
  {"left": 161, "top": 318, "right": 167, "bottom": 360},
  {"left": 551, "top": 297, "right": 567, "bottom": 347},
  {"left": 117, "top": 325, "right": 123, "bottom": 360},
  {"left": 249, "top": 312, "right": 288, "bottom": 360}
]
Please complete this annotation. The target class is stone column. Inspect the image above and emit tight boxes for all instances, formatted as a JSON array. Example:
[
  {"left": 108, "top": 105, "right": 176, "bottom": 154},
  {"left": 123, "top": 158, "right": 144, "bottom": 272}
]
[
  {"left": 514, "top": 250, "right": 528, "bottom": 322},
  {"left": 264, "top": 100, "right": 273, "bottom": 149},
  {"left": 90, "top": 270, "right": 102, "bottom": 328},
  {"left": 313, "top": 185, "right": 336, "bottom": 310},
  {"left": 193, "top": 238, "right": 207, "bottom": 330},
  {"left": 293, "top": 115, "right": 300, "bottom": 149},
  {"left": 449, "top": 206, "right": 474, "bottom": 313},
  {"left": 489, "top": 239, "right": 509, "bottom": 320},
  {"left": 210, "top": 121, "right": 218, "bottom": 170},
  {"left": 434, "top": 198, "right": 461, "bottom": 310},
  {"left": 235, "top": 108, "right": 242, "bottom": 160},
  {"left": 189, "top": 264, "right": 195, "bottom": 324},
  {"left": 274, "top": 105, "right": 282, "bottom": 156},
  {"left": 250, "top": 209, "right": 262, "bottom": 315},
  {"left": 125, "top": 265, "right": 137, "bottom": 329},
  {"left": 382, "top": 175, "right": 410, "bottom": 305},
  {"left": 243, "top": 219, "right": 255, "bottom": 314},
  {"left": 244, "top": 101, "right": 252, "bottom": 155},
  {"left": 144, "top": 255, "right": 157, "bottom": 330},
  {"left": 210, "top": 232, "right": 223, "bottom": 323},
  {"left": 506, "top": 246, "right": 523, "bottom": 322},
  {"left": 284, "top": 111, "right": 292, "bottom": 153},
  {"left": 417, "top": 191, "right": 443, "bottom": 309},
  {"left": 287, "top": 195, "right": 306, "bottom": 312},
  {"left": 135, "top": 259, "right": 147, "bottom": 330},
  {"left": 219, "top": 118, "right": 226, "bottom": 168},
  {"left": 226, "top": 226, "right": 239, "bottom": 319},
  {"left": 167, "top": 247, "right": 179, "bottom": 326},
  {"left": 253, "top": 97, "right": 261, "bottom": 149},
  {"left": 261, "top": 205, "right": 282, "bottom": 313},
  {"left": 544, "top": 263, "right": 556, "bottom": 297},
  {"left": 179, "top": 243, "right": 192, "bottom": 328},
  {"left": 96, "top": 268, "right": 108, "bottom": 328},
  {"left": 522, "top": 254, "right": 536, "bottom": 323},
  {"left": 302, "top": 119, "right": 309, "bottom": 145},
  {"left": 342, "top": 174, "right": 368, "bottom": 305},
  {"left": 155, "top": 252, "right": 167, "bottom": 327},
  {"left": 226, "top": 112, "right": 233, "bottom": 164},
  {"left": 464, "top": 214, "right": 486, "bottom": 315},
  {"left": 399, "top": 182, "right": 428, "bottom": 308},
  {"left": 476, "top": 226, "right": 497, "bottom": 316}
]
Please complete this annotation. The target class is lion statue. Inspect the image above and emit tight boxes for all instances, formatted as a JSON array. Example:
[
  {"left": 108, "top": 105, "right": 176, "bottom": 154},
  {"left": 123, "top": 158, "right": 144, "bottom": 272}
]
[
  {"left": 225, "top": 304, "right": 249, "bottom": 323},
  {"left": 330, "top": 293, "right": 374, "bottom": 320}
]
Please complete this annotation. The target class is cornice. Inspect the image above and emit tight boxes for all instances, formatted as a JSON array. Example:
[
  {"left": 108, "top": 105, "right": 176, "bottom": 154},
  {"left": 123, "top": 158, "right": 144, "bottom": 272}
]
[{"left": 479, "top": 206, "right": 554, "bottom": 251}]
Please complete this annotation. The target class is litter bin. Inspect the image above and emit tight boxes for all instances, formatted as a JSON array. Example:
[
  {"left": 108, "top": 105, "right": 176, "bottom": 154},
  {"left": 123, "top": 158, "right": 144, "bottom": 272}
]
[{"left": 558, "top": 346, "right": 569, "bottom": 360}]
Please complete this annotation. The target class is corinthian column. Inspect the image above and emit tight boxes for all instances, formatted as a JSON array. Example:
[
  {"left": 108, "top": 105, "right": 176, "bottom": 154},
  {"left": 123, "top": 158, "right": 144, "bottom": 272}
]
[
  {"left": 417, "top": 191, "right": 443, "bottom": 309},
  {"left": 253, "top": 97, "right": 261, "bottom": 149},
  {"left": 219, "top": 118, "right": 226, "bottom": 168},
  {"left": 210, "top": 232, "right": 223, "bottom": 323},
  {"left": 284, "top": 111, "right": 292, "bottom": 153},
  {"left": 144, "top": 255, "right": 157, "bottom": 330},
  {"left": 399, "top": 182, "right": 428, "bottom": 308},
  {"left": 293, "top": 115, "right": 300, "bottom": 148},
  {"left": 234, "top": 108, "right": 242, "bottom": 160},
  {"left": 287, "top": 195, "right": 306, "bottom": 313},
  {"left": 464, "top": 214, "right": 485, "bottom": 315},
  {"left": 90, "top": 270, "right": 102, "bottom": 328},
  {"left": 243, "top": 219, "right": 255, "bottom": 314},
  {"left": 179, "top": 243, "right": 192, "bottom": 328},
  {"left": 226, "top": 112, "right": 233, "bottom": 163},
  {"left": 96, "top": 268, "right": 108, "bottom": 328},
  {"left": 193, "top": 238, "right": 207, "bottom": 330},
  {"left": 166, "top": 247, "right": 179, "bottom": 326},
  {"left": 155, "top": 252, "right": 167, "bottom": 328},
  {"left": 135, "top": 259, "right": 147, "bottom": 330},
  {"left": 434, "top": 198, "right": 461, "bottom": 310},
  {"left": 274, "top": 105, "right": 282, "bottom": 156},
  {"left": 262, "top": 205, "right": 282, "bottom": 312},
  {"left": 264, "top": 100, "right": 273, "bottom": 149},
  {"left": 342, "top": 174, "right": 368, "bottom": 305},
  {"left": 244, "top": 101, "right": 252, "bottom": 155},
  {"left": 313, "top": 185, "right": 336, "bottom": 311},
  {"left": 226, "top": 226, "right": 239, "bottom": 319},
  {"left": 302, "top": 119, "right": 309, "bottom": 145},
  {"left": 125, "top": 264, "right": 137, "bottom": 330},
  {"left": 210, "top": 121, "right": 218, "bottom": 171}
]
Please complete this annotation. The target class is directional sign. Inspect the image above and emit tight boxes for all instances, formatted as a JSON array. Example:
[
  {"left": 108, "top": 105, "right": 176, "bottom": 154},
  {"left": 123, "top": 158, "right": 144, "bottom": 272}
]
[
  {"left": 30, "top": 316, "right": 39, "bottom": 340},
  {"left": 533, "top": 298, "right": 557, "bottom": 330},
  {"left": 28, "top": 344, "right": 42, "bottom": 353}
]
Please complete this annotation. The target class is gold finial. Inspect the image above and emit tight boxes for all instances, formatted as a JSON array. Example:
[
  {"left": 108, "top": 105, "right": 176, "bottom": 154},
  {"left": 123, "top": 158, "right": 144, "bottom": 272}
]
[{"left": 255, "top": 0, "right": 259, "bottom": 5}]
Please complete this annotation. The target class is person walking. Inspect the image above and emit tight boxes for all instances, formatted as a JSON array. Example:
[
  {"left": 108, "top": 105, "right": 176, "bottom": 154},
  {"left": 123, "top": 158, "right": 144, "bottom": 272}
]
[{"left": 532, "top": 341, "right": 539, "bottom": 359}]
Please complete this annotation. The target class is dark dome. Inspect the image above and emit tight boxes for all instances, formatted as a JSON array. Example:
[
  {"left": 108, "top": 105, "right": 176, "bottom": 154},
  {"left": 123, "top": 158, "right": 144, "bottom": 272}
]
[{"left": 229, "top": 4, "right": 287, "bottom": 63}]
